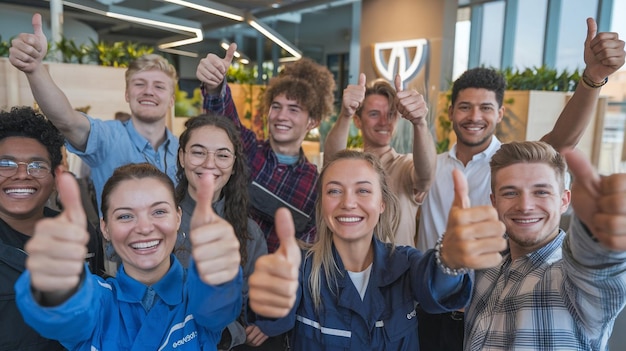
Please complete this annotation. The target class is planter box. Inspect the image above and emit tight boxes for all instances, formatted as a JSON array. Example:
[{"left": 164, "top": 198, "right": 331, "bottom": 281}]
[
  {"left": 1, "top": 57, "right": 129, "bottom": 121},
  {"left": 436, "top": 90, "right": 606, "bottom": 166}
]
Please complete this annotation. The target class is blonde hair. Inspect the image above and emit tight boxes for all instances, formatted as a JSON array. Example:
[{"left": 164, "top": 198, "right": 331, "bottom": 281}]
[
  {"left": 355, "top": 79, "right": 398, "bottom": 119},
  {"left": 308, "top": 150, "right": 399, "bottom": 311},
  {"left": 125, "top": 54, "right": 178, "bottom": 90},
  {"left": 490, "top": 141, "right": 567, "bottom": 192}
]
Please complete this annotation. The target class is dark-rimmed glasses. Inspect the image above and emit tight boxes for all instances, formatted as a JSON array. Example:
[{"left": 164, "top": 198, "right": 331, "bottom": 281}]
[
  {"left": 0, "top": 159, "right": 52, "bottom": 179},
  {"left": 185, "top": 146, "right": 235, "bottom": 168}
]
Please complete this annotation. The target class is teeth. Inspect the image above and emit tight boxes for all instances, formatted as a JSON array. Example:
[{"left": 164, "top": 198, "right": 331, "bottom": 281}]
[
  {"left": 514, "top": 218, "right": 540, "bottom": 224},
  {"left": 466, "top": 127, "right": 482, "bottom": 131},
  {"left": 337, "top": 217, "right": 362, "bottom": 223},
  {"left": 131, "top": 240, "right": 160, "bottom": 249},
  {"left": 5, "top": 188, "right": 35, "bottom": 194},
  {"left": 275, "top": 125, "right": 289, "bottom": 130},
  {"left": 140, "top": 101, "right": 156, "bottom": 106}
]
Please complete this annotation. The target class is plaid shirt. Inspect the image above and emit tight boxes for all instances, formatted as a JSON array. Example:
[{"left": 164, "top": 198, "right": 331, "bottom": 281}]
[
  {"left": 464, "top": 217, "right": 626, "bottom": 351},
  {"left": 202, "top": 83, "right": 318, "bottom": 253}
]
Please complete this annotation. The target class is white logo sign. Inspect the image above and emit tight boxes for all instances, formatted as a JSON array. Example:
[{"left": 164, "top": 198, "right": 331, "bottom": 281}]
[{"left": 372, "top": 39, "right": 429, "bottom": 88}]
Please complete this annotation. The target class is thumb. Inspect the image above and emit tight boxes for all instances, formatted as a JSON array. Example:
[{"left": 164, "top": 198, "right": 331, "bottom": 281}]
[
  {"left": 190, "top": 173, "right": 216, "bottom": 230},
  {"left": 586, "top": 17, "right": 598, "bottom": 43},
  {"left": 358, "top": 73, "right": 366, "bottom": 87},
  {"left": 32, "top": 13, "right": 44, "bottom": 37},
  {"left": 562, "top": 148, "right": 600, "bottom": 196},
  {"left": 274, "top": 208, "right": 299, "bottom": 264},
  {"left": 394, "top": 74, "right": 403, "bottom": 92},
  {"left": 224, "top": 43, "right": 237, "bottom": 66},
  {"left": 55, "top": 169, "right": 86, "bottom": 228},
  {"left": 451, "top": 169, "right": 470, "bottom": 209}
]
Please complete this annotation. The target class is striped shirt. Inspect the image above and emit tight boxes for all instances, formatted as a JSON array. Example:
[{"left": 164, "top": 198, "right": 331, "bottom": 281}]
[{"left": 202, "top": 83, "right": 317, "bottom": 252}]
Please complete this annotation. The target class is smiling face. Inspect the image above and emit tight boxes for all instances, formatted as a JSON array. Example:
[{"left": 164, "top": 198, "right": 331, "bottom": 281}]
[
  {"left": 355, "top": 94, "right": 398, "bottom": 149},
  {"left": 267, "top": 93, "right": 315, "bottom": 156},
  {"left": 449, "top": 88, "right": 503, "bottom": 152},
  {"left": 178, "top": 125, "right": 234, "bottom": 203},
  {"left": 321, "top": 158, "right": 385, "bottom": 246},
  {"left": 0, "top": 137, "right": 54, "bottom": 227},
  {"left": 491, "top": 162, "right": 570, "bottom": 258},
  {"left": 125, "top": 69, "right": 175, "bottom": 123},
  {"left": 101, "top": 177, "right": 181, "bottom": 285}
]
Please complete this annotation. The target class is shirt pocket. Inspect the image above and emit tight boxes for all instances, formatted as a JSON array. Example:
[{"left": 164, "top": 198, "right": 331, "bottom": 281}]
[{"left": 381, "top": 299, "right": 418, "bottom": 343}]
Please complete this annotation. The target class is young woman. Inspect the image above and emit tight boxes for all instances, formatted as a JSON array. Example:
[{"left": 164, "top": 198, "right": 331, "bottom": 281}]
[
  {"left": 15, "top": 163, "right": 242, "bottom": 350},
  {"left": 174, "top": 114, "right": 271, "bottom": 350},
  {"left": 249, "top": 150, "right": 480, "bottom": 350}
]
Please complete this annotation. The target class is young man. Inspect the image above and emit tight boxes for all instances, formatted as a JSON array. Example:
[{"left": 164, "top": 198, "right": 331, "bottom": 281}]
[
  {"left": 323, "top": 74, "right": 436, "bottom": 247},
  {"left": 9, "top": 13, "right": 179, "bottom": 212},
  {"left": 442, "top": 141, "right": 626, "bottom": 350},
  {"left": 197, "top": 44, "right": 335, "bottom": 253},
  {"left": 416, "top": 18, "right": 625, "bottom": 350},
  {"left": 0, "top": 106, "right": 104, "bottom": 350}
]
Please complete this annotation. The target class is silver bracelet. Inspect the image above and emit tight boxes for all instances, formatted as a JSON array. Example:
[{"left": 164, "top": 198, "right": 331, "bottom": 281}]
[{"left": 435, "top": 234, "right": 468, "bottom": 276}]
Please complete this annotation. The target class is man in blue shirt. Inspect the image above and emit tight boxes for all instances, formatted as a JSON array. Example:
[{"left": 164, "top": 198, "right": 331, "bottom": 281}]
[{"left": 9, "top": 13, "right": 179, "bottom": 213}]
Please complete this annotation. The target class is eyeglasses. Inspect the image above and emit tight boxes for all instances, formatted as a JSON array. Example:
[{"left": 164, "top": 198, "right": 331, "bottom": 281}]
[
  {"left": 185, "top": 146, "right": 235, "bottom": 168},
  {"left": 0, "top": 159, "right": 52, "bottom": 179}
]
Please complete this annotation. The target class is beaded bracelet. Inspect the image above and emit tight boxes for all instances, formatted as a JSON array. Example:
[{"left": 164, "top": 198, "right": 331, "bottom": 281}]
[
  {"left": 581, "top": 72, "right": 608, "bottom": 89},
  {"left": 435, "top": 234, "right": 468, "bottom": 276}
]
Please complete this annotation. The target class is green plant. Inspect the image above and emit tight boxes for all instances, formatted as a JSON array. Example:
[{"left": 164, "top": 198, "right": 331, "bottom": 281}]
[
  {"left": 0, "top": 35, "right": 11, "bottom": 57},
  {"left": 174, "top": 85, "right": 202, "bottom": 117},
  {"left": 500, "top": 65, "right": 581, "bottom": 92},
  {"left": 87, "top": 38, "right": 154, "bottom": 67}
]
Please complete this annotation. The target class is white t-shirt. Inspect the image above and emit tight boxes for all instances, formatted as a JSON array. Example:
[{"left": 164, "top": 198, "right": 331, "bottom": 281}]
[{"left": 348, "top": 263, "right": 373, "bottom": 300}]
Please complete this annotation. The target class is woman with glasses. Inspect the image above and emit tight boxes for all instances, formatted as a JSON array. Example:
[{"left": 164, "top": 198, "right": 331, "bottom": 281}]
[{"left": 174, "top": 114, "right": 269, "bottom": 350}]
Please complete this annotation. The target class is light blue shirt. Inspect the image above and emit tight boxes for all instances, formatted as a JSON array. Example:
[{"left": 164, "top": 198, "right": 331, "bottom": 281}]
[{"left": 65, "top": 116, "right": 179, "bottom": 215}]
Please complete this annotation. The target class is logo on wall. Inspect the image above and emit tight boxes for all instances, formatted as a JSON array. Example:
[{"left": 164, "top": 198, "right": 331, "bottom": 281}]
[{"left": 372, "top": 39, "right": 429, "bottom": 89}]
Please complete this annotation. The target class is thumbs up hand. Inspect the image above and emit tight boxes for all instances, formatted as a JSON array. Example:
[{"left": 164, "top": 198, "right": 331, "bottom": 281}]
[
  {"left": 196, "top": 42, "right": 237, "bottom": 93},
  {"left": 583, "top": 17, "right": 625, "bottom": 82},
  {"left": 340, "top": 73, "right": 366, "bottom": 119},
  {"left": 9, "top": 13, "right": 48, "bottom": 74},
  {"left": 25, "top": 170, "right": 89, "bottom": 303},
  {"left": 395, "top": 74, "right": 428, "bottom": 126},
  {"left": 440, "top": 169, "right": 507, "bottom": 270},
  {"left": 249, "top": 208, "right": 301, "bottom": 318},
  {"left": 564, "top": 149, "right": 626, "bottom": 250},
  {"left": 190, "top": 173, "right": 241, "bottom": 286}
]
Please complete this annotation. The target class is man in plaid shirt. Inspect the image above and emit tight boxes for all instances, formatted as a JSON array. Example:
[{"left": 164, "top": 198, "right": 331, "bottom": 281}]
[
  {"left": 441, "top": 141, "right": 626, "bottom": 350},
  {"left": 197, "top": 44, "right": 335, "bottom": 253}
]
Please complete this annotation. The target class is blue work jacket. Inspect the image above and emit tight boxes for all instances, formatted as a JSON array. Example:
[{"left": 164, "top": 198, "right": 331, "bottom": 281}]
[{"left": 257, "top": 238, "right": 472, "bottom": 350}]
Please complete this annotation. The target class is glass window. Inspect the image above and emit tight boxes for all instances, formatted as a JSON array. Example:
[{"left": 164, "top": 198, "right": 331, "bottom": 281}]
[
  {"left": 453, "top": 7, "right": 471, "bottom": 79},
  {"left": 611, "top": 0, "right": 626, "bottom": 72},
  {"left": 479, "top": 1, "right": 505, "bottom": 69},
  {"left": 512, "top": 0, "right": 548, "bottom": 69},
  {"left": 555, "top": 0, "right": 598, "bottom": 72}
]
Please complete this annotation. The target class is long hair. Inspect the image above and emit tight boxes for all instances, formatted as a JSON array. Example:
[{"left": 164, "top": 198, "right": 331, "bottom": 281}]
[
  {"left": 175, "top": 114, "right": 251, "bottom": 266},
  {"left": 308, "top": 150, "right": 399, "bottom": 311}
]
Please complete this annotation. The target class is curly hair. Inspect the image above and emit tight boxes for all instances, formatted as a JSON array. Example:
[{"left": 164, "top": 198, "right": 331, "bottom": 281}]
[
  {"left": 451, "top": 67, "right": 506, "bottom": 107},
  {"left": 175, "top": 114, "right": 251, "bottom": 266},
  {"left": 263, "top": 58, "right": 336, "bottom": 123},
  {"left": 0, "top": 106, "right": 64, "bottom": 171}
]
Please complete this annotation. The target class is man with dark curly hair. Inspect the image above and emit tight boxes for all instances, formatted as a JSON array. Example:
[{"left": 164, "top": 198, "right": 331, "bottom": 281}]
[
  {"left": 197, "top": 45, "right": 335, "bottom": 255},
  {"left": 0, "top": 106, "right": 105, "bottom": 350}
]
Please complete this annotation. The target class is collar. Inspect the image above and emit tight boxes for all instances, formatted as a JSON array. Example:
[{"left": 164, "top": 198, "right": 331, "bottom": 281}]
[
  {"left": 263, "top": 140, "right": 309, "bottom": 169},
  {"left": 378, "top": 147, "right": 399, "bottom": 165},
  {"left": 448, "top": 136, "right": 502, "bottom": 162},
  {"left": 114, "top": 255, "right": 184, "bottom": 306},
  {"left": 124, "top": 119, "right": 176, "bottom": 156},
  {"left": 524, "top": 229, "right": 565, "bottom": 266}
]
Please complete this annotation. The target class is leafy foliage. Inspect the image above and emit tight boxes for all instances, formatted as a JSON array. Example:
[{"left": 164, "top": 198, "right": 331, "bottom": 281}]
[{"left": 500, "top": 65, "right": 581, "bottom": 92}]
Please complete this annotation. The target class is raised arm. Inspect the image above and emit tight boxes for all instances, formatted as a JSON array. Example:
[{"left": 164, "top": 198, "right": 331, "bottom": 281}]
[
  {"left": 9, "top": 14, "right": 90, "bottom": 151},
  {"left": 323, "top": 73, "right": 366, "bottom": 165},
  {"left": 541, "top": 18, "right": 625, "bottom": 150},
  {"left": 395, "top": 74, "right": 436, "bottom": 198}
]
